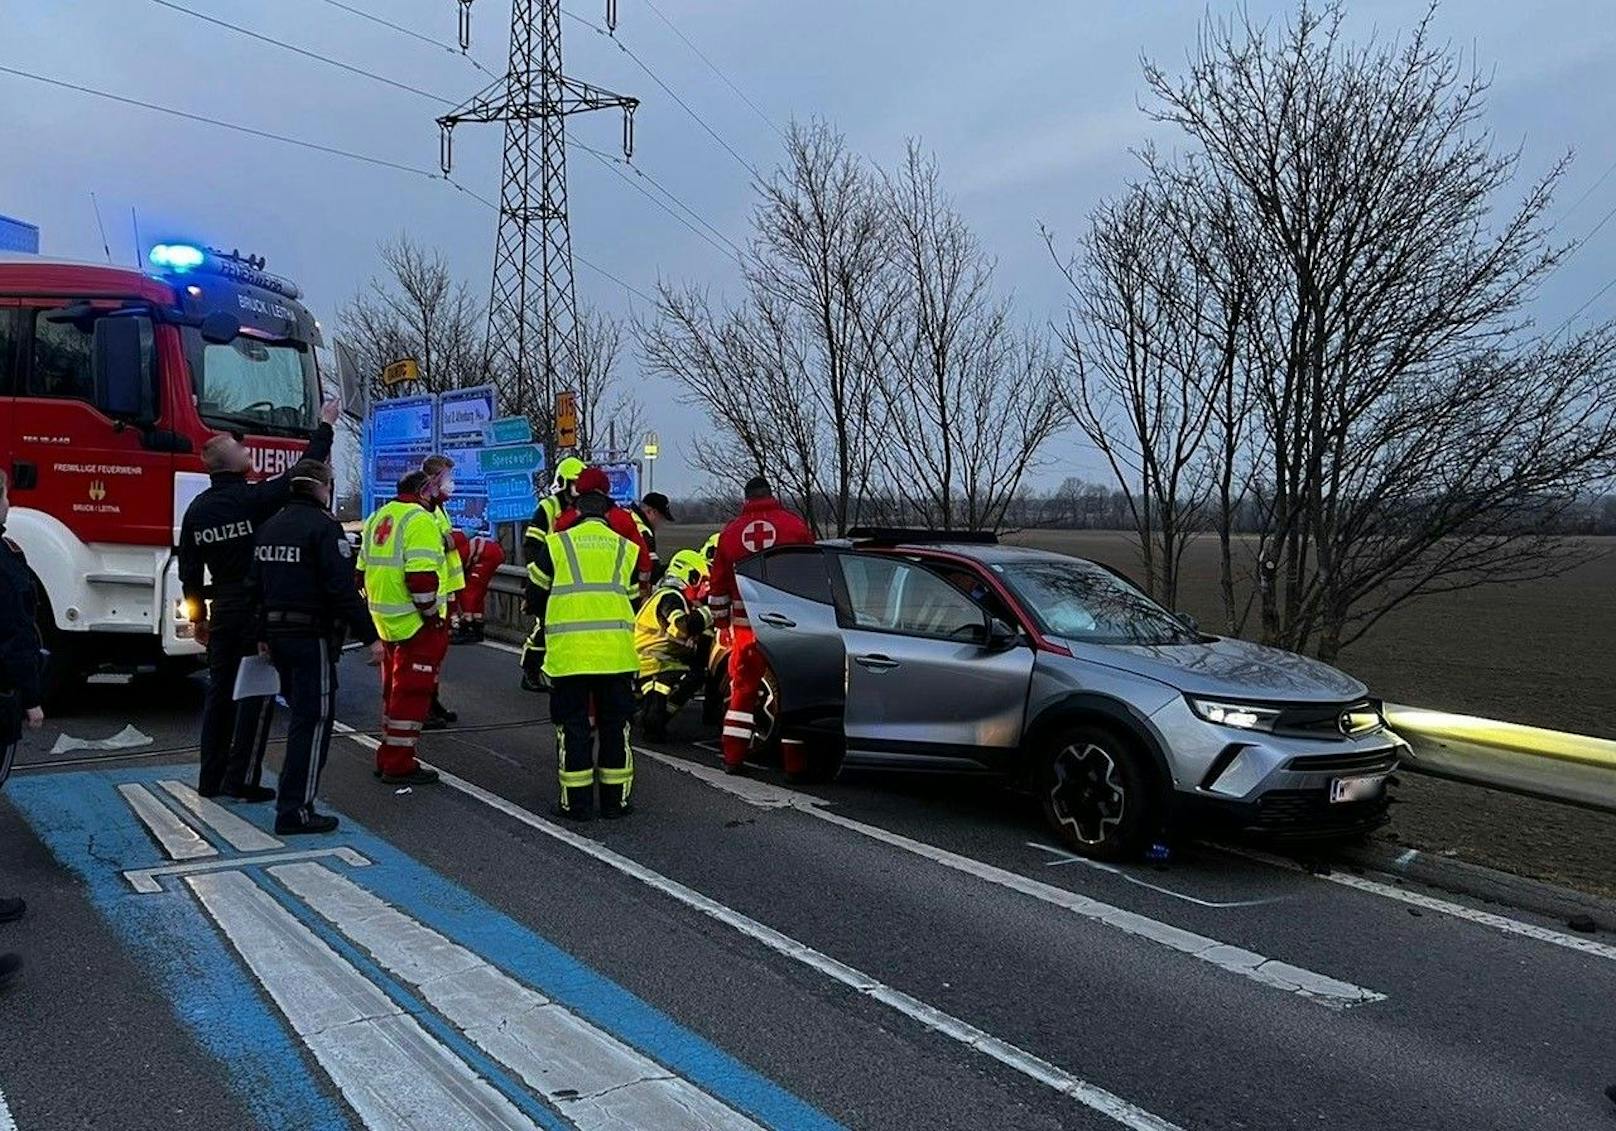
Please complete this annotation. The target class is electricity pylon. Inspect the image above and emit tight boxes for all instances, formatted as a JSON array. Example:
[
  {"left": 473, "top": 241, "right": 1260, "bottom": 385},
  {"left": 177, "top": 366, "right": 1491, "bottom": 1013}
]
[{"left": 437, "top": 0, "right": 636, "bottom": 453}]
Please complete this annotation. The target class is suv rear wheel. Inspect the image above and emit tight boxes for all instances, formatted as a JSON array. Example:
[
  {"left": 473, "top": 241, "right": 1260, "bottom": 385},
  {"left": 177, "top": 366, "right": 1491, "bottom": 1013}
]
[{"left": 1039, "top": 724, "right": 1154, "bottom": 861}]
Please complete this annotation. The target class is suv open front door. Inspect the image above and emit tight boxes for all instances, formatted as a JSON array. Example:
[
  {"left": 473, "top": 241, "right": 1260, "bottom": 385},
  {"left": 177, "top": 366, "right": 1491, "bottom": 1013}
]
[
  {"left": 832, "top": 553, "right": 1035, "bottom": 770},
  {"left": 733, "top": 546, "right": 847, "bottom": 736}
]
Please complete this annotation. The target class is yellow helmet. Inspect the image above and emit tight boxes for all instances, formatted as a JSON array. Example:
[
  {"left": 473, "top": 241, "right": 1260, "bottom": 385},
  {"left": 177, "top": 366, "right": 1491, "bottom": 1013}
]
[
  {"left": 701, "top": 532, "right": 720, "bottom": 564},
  {"left": 665, "top": 549, "right": 707, "bottom": 587},
  {"left": 552, "top": 456, "right": 586, "bottom": 493}
]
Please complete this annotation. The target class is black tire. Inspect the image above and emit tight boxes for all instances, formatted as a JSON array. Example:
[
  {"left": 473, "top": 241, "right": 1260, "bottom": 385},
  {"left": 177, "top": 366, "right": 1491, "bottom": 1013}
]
[
  {"left": 789, "top": 740, "right": 844, "bottom": 785},
  {"left": 1038, "top": 724, "right": 1155, "bottom": 862}
]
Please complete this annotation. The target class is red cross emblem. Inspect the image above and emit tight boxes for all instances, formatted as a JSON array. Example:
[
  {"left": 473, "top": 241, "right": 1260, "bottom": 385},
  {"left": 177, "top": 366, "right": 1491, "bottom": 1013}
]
[
  {"left": 741, "top": 519, "right": 777, "bottom": 554},
  {"left": 374, "top": 515, "right": 395, "bottom": 546}
]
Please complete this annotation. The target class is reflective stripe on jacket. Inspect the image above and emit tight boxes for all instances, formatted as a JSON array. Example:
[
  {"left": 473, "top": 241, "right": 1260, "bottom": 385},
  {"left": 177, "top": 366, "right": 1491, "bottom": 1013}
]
[
  {"left": 633, "top": 585, "right": 711, "bottom": 678},
  {"left": 539, "top": 519, "right": 638, "bottom": 677},
  {"left": 360, "top": 499, "right": 445, "bottom": 642},
  {"left": 431, "top": 505, "right": 467, "bottom": 595}
]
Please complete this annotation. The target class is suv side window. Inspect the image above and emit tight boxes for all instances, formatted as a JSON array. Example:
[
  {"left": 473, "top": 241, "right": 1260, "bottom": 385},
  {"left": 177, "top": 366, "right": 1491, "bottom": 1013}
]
[
  {"left": 26, "top": 308, "right": 156, "bottom": 414},
  {"left": 763, "top": 547, "right": 832, "bottom": 604},
  {"left": 837, "top": 555, "right": 987, "bottom": 641}
]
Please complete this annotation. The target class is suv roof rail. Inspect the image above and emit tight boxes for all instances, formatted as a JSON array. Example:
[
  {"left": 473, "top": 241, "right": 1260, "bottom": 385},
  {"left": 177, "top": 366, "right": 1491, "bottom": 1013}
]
[{"left": 844, "top": 526, "right": 1000, "bottom": 546}]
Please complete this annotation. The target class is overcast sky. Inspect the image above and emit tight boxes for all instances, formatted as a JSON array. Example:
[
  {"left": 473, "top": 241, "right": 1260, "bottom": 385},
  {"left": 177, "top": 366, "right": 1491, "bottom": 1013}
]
[{"left": 6, "top": 0, "right": 1616, "bottom": 496}]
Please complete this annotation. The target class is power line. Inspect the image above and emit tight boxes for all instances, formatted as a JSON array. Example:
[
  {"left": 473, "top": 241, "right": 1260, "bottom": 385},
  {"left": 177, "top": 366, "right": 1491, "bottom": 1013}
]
[
  {"left": 0, "top": 63, "right": 437, "bottom": 178},
  {"left": 316, "top": 0, "right": 499, "bottom": 76},
  {"left": 132, "top": 3, "right": 745, "bottom": 273},
  {"left": 0, "top": 63, "right": 653, "bottom": 306},
  {"left": 1546, "top": 273, "right": 1616, "bottom": 341},
  {"left": 639, "top": 0, "right": 782, "bottom": 138},
  {"left": 561, "top": 6, "right": 763, "bottom": 181},
  {"left": 1560, "top": 152, "right": 1616, "bottom": 221},
  {"left": 145, "top": 0, "right": 450, "bottom": 104},
  {"left": 572, "top": 139, "right": 743, "bottom": 261}
]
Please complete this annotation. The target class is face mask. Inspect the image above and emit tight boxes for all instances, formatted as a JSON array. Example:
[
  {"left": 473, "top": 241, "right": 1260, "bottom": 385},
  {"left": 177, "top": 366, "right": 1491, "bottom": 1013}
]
[{"left": 440, "top": 477, "right": 456, "bottom": 498}]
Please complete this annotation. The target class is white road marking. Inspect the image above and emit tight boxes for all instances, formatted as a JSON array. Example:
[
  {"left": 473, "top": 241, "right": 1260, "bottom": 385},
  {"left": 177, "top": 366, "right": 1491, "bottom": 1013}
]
[
  {"left": 1026, "top": 843, "right": 1288, "bottom": 909},
  {"left": 157, "top": 780, "right": 284, "bottom": 853},
  {"left": 0, "top": 1082, "right": 16, "bottom": 1131},
  {"left": 479, "top": 640, "right": 525, "bottom": 656},
  {"left": 118, "top": 783, "right": 216, "bottom": 861},
  {"left": 380, "top": 753, "right": 1183, "bottom": 1131},
  {"left": 188, "top": 870, "right": 539, "bottom": 1131},
  {"left": 335, "top": 721, "right": 381, "bottom": 750},
  {"left": 1217, "top": 845, "right": 1616, "bottom": 964},
  {"left": 638, "top": 747, "right": 1383, "bottom": 1008},
  {"left": 123, "top": 847, "right": 371, "bottom": 895},
  {"left": 273, "top": 861, "right": 766, "bottom": 1131}
]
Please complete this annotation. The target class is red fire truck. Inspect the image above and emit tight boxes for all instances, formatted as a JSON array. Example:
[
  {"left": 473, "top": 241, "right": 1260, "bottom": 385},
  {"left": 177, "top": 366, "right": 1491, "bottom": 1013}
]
[{"left": 0, "top": 243, "right": 325, "bottom": 699}]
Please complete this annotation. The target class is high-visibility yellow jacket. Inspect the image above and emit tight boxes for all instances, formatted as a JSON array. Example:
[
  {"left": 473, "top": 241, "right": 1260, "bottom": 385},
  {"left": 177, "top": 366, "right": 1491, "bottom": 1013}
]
[
  {"left": 431, "top": 504, "right": 466, "bottom": 595},
  {"left": 524, "top": 494, "right": 565, "bottom": 589},
  {"left": 634, "top": 583, "right": 713, "bottom": 678},
  {"left": 359, "top": 498, "right": 445, "bottom": 642},
  {"left": 532, "top": 517, "right": 638, "bottom": 677}
]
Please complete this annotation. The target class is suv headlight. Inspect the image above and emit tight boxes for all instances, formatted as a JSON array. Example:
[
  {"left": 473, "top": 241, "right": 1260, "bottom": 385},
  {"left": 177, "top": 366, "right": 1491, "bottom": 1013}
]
[{"left": 1188, "top": 697, "right": 1282, "bottom": 732}]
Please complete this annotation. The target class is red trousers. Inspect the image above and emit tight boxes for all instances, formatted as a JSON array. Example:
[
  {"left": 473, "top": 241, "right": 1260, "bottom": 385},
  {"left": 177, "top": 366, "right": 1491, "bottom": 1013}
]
[
  {"left": 378, "top": 620, "right": 449, "bottom": 775},
  {"left": 452, "top": 535, "right": 505, "bottom": 622},
  {"left": 721, "top": 628, "right": 805, "bottom": 774}
]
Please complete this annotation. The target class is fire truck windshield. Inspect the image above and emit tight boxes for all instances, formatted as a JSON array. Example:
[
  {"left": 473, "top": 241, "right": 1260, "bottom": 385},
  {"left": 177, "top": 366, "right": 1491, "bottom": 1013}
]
[{"left": 183, "top": 326, "right": 318, "bottom": 436}]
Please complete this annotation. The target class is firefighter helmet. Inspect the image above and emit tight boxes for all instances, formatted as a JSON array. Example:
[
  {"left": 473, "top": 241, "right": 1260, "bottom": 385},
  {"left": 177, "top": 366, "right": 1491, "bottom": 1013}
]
[
  {"left": 664, "top": 549, "right": 708, "bottom": 587},
  {"left": 551, "top": 456, "right": 586, "bottom": 494},
  {"left": 701, "top": 532, "right": 720, "bottom": 564}
]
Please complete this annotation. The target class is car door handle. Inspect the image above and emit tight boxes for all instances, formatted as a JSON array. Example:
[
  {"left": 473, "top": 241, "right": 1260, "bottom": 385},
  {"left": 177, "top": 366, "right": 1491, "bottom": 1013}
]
[
  {"left": 757, "top": 612, "right": 796, "bottom": 629},
  {"left": 854, "top": 654, "right": 899, "bottom": 671}
]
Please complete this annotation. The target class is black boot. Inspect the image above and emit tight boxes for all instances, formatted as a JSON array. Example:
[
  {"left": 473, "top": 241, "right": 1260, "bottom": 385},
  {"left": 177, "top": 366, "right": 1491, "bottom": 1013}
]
[
  {"left": 380, "top": 765, "right": 440, "bottom": 786},
  {"left": 275, "top": 809, "right": 340, "bottom": 836},
  {"left": 223, "top": 783, "right": 277, "bottom": 803}
]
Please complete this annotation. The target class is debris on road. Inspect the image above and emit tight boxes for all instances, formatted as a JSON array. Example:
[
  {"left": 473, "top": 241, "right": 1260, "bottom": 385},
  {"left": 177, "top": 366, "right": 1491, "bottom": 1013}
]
[{"left": 48, "top": 725, "right": 153, "bottom": 755}]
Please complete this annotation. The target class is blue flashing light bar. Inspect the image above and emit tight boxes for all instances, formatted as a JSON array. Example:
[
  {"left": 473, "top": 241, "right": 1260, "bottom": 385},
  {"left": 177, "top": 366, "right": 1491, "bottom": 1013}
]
[{"left": 149, "top": 242, "right": 205, "bottom": 271}]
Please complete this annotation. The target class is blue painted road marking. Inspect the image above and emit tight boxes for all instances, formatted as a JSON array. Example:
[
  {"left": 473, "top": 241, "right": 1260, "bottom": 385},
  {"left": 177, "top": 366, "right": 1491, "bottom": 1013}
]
[{"left": 4, "top": 765, "right": 844, "bottom": 1131}]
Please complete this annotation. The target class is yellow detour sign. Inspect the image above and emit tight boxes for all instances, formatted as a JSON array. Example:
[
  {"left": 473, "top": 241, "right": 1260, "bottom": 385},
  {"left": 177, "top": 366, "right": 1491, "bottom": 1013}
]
[
  {"left": 556, "top": 390, "right": 580, "bottom": 449},
  {"left": 381, "top": 358, "right": 421, "bottom": 387}
]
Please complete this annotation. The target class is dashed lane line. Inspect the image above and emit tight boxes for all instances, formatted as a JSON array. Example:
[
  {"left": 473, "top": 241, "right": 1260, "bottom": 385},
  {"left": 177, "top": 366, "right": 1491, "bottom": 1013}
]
[
  {"left": 1215, "top": 844, "right": 1616, "bottom": 964},
  {"left": 636, "top": 747, "right": 1385, "bottom": 1009},
  {"left": 330, "top": 722, "right": 1183, "bottom": 1131}
]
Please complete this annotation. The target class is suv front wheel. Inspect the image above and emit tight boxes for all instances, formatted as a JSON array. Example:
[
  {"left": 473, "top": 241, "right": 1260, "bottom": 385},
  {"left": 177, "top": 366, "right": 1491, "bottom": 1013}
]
[{"left": 1039, "top": 724, "right": 1154, "bottom": 861}]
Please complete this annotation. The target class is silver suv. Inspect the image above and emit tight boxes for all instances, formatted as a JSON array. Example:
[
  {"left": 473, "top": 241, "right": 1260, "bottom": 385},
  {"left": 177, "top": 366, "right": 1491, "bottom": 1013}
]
[{"left": 734, "top": 532, "right": 1406, "bottom": 859}]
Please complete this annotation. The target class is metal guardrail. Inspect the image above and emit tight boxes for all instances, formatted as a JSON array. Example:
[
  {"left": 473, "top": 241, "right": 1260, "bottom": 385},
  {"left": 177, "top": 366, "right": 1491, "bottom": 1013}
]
[
  {"left": 1385, "top": 706, "right": 1616, "bottom": 815},
  {"left": 484, "top": 567, "right": 1615, "bottom": 813}
]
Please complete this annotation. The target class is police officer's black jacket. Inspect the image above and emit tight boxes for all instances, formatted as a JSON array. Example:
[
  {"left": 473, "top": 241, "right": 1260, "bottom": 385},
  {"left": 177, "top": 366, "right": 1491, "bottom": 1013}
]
[
  {"left": 178, "top": 423, "right": 334, "bottom": 613},
  {"left": 0, "top": 527, "right": 44, "bottom": 711},
  {"left": 249, "top": 495, "right": 377, "bottom": 643}
]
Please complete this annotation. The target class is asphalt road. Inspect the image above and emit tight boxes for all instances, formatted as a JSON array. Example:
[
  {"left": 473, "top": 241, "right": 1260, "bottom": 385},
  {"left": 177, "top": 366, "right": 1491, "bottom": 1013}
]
[{"left": 1, "top": 642, "right": 1613, "bottom": 1130}]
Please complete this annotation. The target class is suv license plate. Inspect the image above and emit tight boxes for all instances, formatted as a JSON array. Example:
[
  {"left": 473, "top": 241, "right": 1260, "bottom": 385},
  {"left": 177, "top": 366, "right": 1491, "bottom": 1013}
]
[{"left": 1330, "top": 774, "right": 1387, "bottom": 804}]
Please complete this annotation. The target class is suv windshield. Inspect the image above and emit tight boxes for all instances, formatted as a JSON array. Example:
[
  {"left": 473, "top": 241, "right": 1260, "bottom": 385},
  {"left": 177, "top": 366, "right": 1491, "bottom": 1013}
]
[
  {"left": 183, "top": 326, "right": 318, "bottom": 435},
  {"left": 993, "top": 559, "right": 1199, "bottom": 646}
]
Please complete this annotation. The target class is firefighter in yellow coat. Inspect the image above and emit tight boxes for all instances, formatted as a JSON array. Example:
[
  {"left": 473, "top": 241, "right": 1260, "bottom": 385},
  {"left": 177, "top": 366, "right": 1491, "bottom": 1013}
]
[{"left": 634, "top": 550, "right": 714, "bottom": 740}]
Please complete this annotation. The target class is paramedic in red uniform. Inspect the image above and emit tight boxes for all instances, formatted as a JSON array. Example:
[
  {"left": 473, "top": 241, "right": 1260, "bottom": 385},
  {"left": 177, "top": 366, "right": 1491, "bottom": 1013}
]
[
  {"left": 708, "top": 476, "right": 813, "bottom": 776},
  {"left": 450, "top": 530, "right": 505, "bottom": 643}
]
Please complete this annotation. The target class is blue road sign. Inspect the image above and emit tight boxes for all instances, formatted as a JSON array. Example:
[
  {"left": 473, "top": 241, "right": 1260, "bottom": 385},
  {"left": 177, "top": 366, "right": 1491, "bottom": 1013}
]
[
  {"left": 486, "top": 495, "right": 539, "bottom": 525},
  {"left": 369, "top": 395, "right": 435, "bottom": 447},
  {"left": 485, "top": 471, "right": 536, "bottom": 503},
  {"left": 3, "top": 765, "right": 839, "bottom": 1131},
  {"left": 489, "top": 416, "right": 533, "bottom": 445}
]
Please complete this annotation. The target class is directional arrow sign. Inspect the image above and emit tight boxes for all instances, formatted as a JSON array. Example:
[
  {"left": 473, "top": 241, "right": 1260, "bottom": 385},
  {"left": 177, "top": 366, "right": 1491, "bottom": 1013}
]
[{"left": 479, "top": 444, "right": 544, "bottom": 475}]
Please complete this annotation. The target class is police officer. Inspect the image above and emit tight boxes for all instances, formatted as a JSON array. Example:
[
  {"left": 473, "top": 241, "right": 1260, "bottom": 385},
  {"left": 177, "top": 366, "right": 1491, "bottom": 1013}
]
[
  {"left": 529, "top": 472, "right": 640, "bottom": 820},
  {"left": 520, "top": 456, "right": 585, "bottom": 692},
  {"left": 629, "top": 492, "right": 674, "bottom": 585},
  {"left": 250, "top": 460, "right": 381, "bottom": 835},
  {"left": 179, "top": 398, "right": 340, "bottom": 799}
]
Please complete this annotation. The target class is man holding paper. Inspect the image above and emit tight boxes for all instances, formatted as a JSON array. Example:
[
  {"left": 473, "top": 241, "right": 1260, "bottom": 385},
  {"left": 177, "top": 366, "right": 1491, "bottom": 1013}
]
[{"left": 250, "top": 460, "right": 381, "bottom": 835}]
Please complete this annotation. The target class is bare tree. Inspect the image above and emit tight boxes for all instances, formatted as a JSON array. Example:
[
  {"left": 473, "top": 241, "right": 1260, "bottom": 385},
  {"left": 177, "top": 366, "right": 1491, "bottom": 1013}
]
[
  {"left": 336, "top": 235, "right": 486, "bottom": 403},
  {"left": 570, "top": 306, "right": 645, "bottom": 458},
  {"left": 870, "top": 144, "right": 1066, "bottom": 530},
  {"left": 642, "top": 120, "right": 888, "bottom": 535},
  {"left": 1135, "top": 1, "right": 1616, "bottom": 659},
  {"left": 1052, "top": 180, "right": 1228, "bottom": 610}
]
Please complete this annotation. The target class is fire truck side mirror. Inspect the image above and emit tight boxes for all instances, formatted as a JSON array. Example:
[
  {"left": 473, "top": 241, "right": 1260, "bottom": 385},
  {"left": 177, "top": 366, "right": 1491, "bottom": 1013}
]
[
  {"left": 199, "top": 312, "right": 241, "bottom": 345},
  {"left": 94, "top": 317, "right": 153, "bottom": 423}
]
